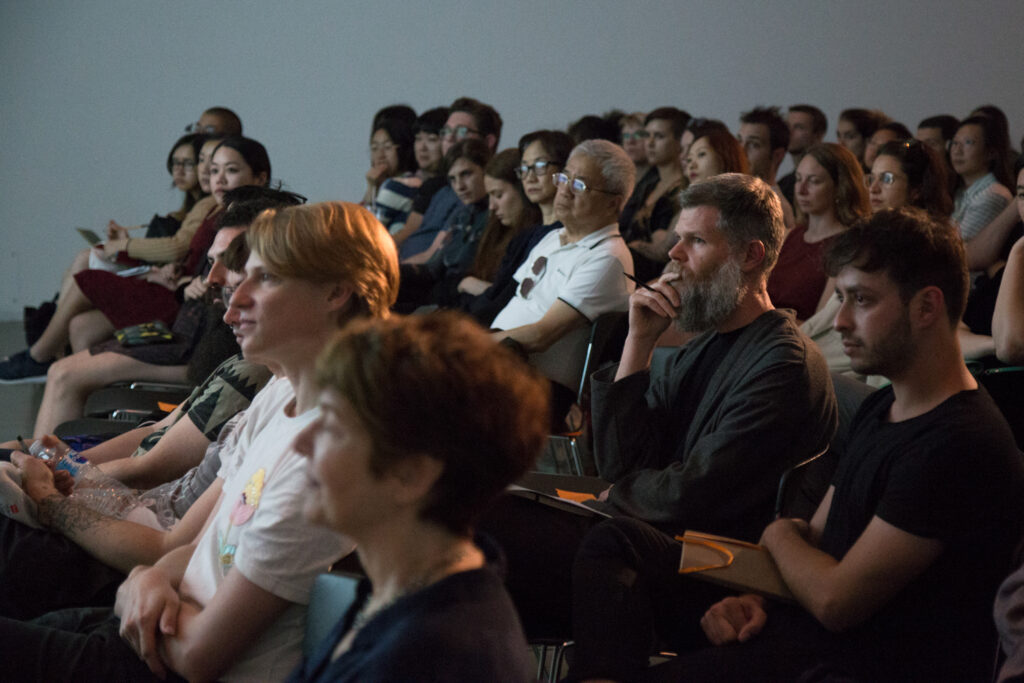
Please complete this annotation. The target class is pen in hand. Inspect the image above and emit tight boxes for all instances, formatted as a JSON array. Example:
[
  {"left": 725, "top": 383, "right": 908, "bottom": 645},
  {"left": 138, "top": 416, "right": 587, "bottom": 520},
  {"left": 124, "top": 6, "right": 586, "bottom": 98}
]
[{"left": 623, "top": 271, "right": 657, "bottom": 292}]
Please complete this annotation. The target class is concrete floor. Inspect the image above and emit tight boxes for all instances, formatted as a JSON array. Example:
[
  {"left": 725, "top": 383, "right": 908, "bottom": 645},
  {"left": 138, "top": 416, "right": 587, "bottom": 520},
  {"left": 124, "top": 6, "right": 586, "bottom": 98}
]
[{"left": 0, "top": 321, "right": 46, "bottom": 440}]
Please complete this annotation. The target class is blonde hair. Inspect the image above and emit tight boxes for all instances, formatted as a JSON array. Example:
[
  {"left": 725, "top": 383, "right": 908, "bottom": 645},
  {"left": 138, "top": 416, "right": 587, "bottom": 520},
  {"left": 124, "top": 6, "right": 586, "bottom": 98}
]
[{"left": 247, "top": 202, "right": 399, "bottom": 320}]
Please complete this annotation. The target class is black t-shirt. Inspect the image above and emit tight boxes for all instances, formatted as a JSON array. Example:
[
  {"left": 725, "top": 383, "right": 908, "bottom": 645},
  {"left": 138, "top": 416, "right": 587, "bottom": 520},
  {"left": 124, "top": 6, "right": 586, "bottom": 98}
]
[
  {"left": 819, "top": 386, "right": 1024, "bottom": 680},
  {"left": 410, "top": 176, "right": 447, "bottom": 215}
]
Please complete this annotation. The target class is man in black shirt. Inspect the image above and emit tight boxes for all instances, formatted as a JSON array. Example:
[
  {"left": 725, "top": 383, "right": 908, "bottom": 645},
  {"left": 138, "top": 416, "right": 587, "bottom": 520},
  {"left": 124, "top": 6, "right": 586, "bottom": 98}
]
[{"left": 641, "top": 207, "right": 1024, "bottom": 681}]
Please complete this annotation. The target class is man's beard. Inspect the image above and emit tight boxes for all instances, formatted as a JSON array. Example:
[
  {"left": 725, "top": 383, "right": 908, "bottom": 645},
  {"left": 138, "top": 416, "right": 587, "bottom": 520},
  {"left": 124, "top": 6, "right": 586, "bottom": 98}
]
[{"left": 666, "top": 257, "right": 746, "bottom": 333}]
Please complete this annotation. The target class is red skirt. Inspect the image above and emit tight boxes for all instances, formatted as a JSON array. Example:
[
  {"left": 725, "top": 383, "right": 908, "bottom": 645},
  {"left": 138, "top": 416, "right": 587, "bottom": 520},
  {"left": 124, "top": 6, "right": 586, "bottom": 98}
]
[{"left": 74, "top": 270, "right": 180, "bottom": 329}]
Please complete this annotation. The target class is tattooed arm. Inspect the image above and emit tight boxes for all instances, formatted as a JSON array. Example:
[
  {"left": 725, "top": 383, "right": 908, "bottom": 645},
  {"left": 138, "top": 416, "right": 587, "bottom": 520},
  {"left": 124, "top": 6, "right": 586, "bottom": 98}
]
[{"left": 11, "top": 452, "right": 222, "bottom": 574}]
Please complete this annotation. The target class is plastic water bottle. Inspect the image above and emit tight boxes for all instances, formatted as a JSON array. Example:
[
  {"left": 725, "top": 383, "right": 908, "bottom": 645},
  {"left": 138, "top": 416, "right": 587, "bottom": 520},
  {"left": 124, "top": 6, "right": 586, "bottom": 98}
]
[{"left": 29, "top": 441, "right": 144, "bottom": 519}]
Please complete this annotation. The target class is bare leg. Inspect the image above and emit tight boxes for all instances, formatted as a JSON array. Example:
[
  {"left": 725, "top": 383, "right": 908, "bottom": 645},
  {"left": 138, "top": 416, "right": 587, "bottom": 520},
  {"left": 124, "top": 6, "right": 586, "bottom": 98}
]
[
  {"left": 28, "top": 278, "right": 96, "bottom": 362},
  {"left": 68, "top": 310, "right": 116, "bottom": 353},
  {"left": 33, "top": 351, "right": 187, "bottom": 437}
]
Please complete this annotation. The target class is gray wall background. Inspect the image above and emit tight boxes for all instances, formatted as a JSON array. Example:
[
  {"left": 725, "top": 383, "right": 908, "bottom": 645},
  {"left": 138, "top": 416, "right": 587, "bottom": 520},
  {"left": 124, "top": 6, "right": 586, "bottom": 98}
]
[{"left": 2, "top": 0, "right": 1021, "bottom": 320}]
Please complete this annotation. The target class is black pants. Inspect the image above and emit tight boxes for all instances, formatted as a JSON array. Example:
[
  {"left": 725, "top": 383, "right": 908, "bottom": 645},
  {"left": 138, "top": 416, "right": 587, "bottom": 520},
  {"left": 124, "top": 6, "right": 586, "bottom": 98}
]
[
  {"left": 0, "top": 514, "right": 125, "bottom": 620},
  {"left": 0, "top": 607, "right": 186, "bottom": 682}
]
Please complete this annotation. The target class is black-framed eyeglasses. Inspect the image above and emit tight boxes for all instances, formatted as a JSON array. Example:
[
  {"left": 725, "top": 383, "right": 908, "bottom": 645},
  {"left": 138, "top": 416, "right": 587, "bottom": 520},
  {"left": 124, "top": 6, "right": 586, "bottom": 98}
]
[
  {"left": 553, "top": 172, "right": 619, "bottom": 195},
  {"left": 185, "top": 123, "right": 219, "bottom": 134},
  {"left": 519, "top": 256, "right": 548, "bottom": 297},
  {"left": 439, "top": 125, "right": 480, "bottom": 140},
  {"left": 621, "top": 130, "right": 650, "bottom": 142},
  {"left": 515, "top": 160, "right": 556, "bottom": 179},
  {"left": 170, "top": 159, "right": 196, "bottom": 171},
  {"left": 863, "top": 172, "right": 906, "bottom": 187}
]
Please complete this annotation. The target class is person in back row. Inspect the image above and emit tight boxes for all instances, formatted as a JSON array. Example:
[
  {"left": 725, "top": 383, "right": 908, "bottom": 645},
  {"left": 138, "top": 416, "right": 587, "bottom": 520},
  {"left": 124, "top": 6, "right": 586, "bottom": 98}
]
[
  {"left": 395, "top": 97, "right": 502, "bottom": 259},
  {"left": 737, "top": 105, "right": 796, "bottom": 233},
  {"left": 778, "top": 104, "right": 828, "bottom": 205},
  {"left": 625, "top": 207, "right": 1024, "bottom": 683}
]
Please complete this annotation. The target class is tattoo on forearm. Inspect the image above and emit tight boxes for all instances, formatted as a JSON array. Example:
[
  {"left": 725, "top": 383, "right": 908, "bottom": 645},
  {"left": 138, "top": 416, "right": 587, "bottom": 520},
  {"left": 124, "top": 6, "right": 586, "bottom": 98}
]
[{"left": 38, "top": 493, "right": 109, "bottom": 536}]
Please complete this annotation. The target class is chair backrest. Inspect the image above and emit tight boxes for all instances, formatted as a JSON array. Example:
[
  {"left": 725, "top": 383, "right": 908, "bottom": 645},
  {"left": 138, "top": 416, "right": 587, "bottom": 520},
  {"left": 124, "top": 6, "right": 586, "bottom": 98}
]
[
  {"left": 576, "top": 312, "right": 629, "bottom": 406},
  {"left": 304, "top": 573, "right": 360, "bottom": 660},
  {"left": 775, "top": 446, "right": 829, "bottom": 519},
  {"left": 977, "top": 366, "right": 1024, "bottom": 450}
]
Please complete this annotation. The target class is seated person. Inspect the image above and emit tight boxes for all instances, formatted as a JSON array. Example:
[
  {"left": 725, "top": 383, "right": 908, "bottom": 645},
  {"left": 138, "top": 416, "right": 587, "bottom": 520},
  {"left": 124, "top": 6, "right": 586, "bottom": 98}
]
[
  {"left": 395, "top": 97, "right": 501, "bottom": 259},
  {"left": 915, "top": 114, "right": 959, "bottom": 154},
  {"left": 460, "top": 129, "right": 573, "bottom": 326},
  {"left": 30, "top": 187, "right": 301, "bottom": 436},
  {"left": 0, "top": 136, "right": 272, "bottom": 383},
  {"left": 992, "top": 157, "right": 1024, "bottom": 364},
  {"left": 186, "top": 106, "right": 243, "bottom": 137},
  {"left": 737, "top": 106, "right": 797, "bottom": 233},
  {"left": 619, "top": 107, "right": 690, "bottom": 282},
  {"left": 836, "top": 107, "right": 890, "bottom": 171},
  {"left": 489, "top": 139, "right": 636, "bottom": 413},
  {"left": 768, "top": 143, "right": 869, "bottom": 321},
  {"left": 360, "top": 116, "right": 417, "bottom": 224},
  {"left": 395, "top": 139, "right": 492, "bottom": 308},
  {"left": 862, "top": 120, "right": 912, "bottom": 169},
  {"left": 0, "top": 201, "right": 400, "bottom": 682},
  {"left": 572, "top": 207, "right": 1024, "bottom": 682},
  {"left": 684, "top": 123, "right": 749, "bottom": 185},
  {"left": 287, "top": 312, "right": 548, "bottom": 682},
  {"left": 619, "top": 111, "right": 650, "bottom": 180},
  {"left": 479, "top": 174, "right": 835, "bottom": 639},
  {"left": 453, "top": 148, "right": 541, "bottom": 300},
  {"left": 951, "top": 115, "right": 1014, "bottom": 244},
  {"left": 376, "top": 107, "right": 448, "bottom": 237},
  {"left": 778, "top": 104, "right": 828, "bottom": 205}
]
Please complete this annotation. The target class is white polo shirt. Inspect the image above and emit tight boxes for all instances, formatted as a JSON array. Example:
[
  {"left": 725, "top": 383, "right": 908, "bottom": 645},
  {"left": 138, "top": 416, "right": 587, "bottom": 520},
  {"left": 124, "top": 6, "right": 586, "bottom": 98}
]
[{"left": 492, "top": 224, "right": 634, "bottom": 331}]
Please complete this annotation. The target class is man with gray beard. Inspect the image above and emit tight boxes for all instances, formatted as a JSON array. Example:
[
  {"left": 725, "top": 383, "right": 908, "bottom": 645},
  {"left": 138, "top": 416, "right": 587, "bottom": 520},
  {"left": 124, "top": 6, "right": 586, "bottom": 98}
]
[{"left": 587, "top": 173, "right": 836, "bottom": 541}]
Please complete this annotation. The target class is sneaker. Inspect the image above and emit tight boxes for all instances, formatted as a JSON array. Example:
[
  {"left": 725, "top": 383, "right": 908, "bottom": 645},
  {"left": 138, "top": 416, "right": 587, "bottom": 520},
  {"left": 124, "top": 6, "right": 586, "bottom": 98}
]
[{"left": 0, "top": 349, "right": 52, "bottom": 384}]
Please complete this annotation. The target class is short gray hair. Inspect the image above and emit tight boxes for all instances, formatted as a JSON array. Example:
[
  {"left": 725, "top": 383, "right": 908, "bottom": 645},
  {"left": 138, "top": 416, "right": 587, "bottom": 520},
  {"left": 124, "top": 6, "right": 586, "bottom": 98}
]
[
  {"left": 569, "top": 139, "right": 636, "bottom": 212},
  {"left": 678, "top": 174, "right": 785, "bottom": 278}
]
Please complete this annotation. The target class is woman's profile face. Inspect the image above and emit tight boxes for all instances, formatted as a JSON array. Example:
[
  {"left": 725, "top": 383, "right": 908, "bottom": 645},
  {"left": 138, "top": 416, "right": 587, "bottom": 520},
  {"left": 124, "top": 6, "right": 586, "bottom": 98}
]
[
  {"left": 520, "top": 140, "right": 558, "bottom": 206},
  {"left": 293, "top": 388, "right": 379, "bottom": 535},
  {"left": 370, "top": 128, "right": 400, "bottom": 176},
  {"left": 685, "top": 137, "right": 724, "bottom": 184},
  {"left": 485, "top": 176, "right": 525, "bottom": 228},
  {"left": 170, "top": 144, "right": 198, "bottom": 193},
  {"left": 867, "top": 154, "right": 910, "bottom": 212},
  {"left": 209, "top": 146, "right": 266, "bottom": 205},
  {"left": 950, "top": 124, "right": 989, "bottom": 181},
  {"left": 414, "top": 130, "right": 443, "bottom": 173},
  {"left": 794, "top": 155, "right": 836, "bottom": 218},
  {"left": 196, "top": 139, "right": 220, "bottom": 194}
]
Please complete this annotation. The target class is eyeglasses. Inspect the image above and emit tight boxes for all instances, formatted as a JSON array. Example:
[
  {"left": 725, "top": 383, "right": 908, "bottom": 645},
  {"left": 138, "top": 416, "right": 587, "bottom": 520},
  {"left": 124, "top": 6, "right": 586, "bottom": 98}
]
[
  {"left": 863, "top": 172, "right": 906, "bottom": 187},
  {"left": 170, "top": 159, "right": 196, "bottom": 170},
  {"left": 370, "top": 142, "right": 396, "bottom": 154},
  {"left": 553, "top": 172, "right": 619, "bottom": 195},
  {"left": 439, "top": 125, "right": 480, "bottom": 140},
  {"left": 519, "top": 256, "right": 548, "bottom": 297},
  {"left": 515, "top": 160, "right": 556, "bottom": 179},
  {"left": 185, "top": 123, "right": 219, "bottom": 134},
  {"left": 621, "top": 130, "right": 650, "bottom": 142}
]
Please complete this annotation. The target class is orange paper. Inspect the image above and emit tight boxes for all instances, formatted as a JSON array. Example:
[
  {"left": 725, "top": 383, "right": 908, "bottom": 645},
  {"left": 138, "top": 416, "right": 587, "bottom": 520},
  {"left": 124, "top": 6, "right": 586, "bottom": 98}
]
[{"left": 555, "top": 488, "right": 597, "bottom": 503}]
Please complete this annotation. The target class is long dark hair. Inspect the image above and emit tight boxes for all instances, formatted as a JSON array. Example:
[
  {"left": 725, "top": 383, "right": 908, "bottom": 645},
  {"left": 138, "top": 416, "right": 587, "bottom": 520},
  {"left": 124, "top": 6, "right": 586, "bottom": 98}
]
[
  {"left": 471, "top": 149, "right": 541, "bottom": 281},
  {"left": 876, "top": 139, "right": 953, "bottom": 217}
]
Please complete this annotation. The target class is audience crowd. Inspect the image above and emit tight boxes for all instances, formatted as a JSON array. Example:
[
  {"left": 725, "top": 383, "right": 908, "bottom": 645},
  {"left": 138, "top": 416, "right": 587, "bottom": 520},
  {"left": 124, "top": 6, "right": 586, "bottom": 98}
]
[{"left": 0, "top": 97, "right": 1023, "bottom": 681}]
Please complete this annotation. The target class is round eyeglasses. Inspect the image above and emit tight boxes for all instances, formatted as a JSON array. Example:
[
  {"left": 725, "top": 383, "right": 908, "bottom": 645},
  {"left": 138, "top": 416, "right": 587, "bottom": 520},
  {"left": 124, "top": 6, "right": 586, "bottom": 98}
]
[{"left": 863, "top": 172, "right": 906, "bottom": 187}]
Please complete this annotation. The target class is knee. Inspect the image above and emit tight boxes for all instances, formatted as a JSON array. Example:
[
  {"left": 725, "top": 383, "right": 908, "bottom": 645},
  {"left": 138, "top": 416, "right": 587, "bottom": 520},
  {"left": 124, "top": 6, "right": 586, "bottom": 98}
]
[{"left": 46, "top": 355, "right": 77, "bottom": 387}]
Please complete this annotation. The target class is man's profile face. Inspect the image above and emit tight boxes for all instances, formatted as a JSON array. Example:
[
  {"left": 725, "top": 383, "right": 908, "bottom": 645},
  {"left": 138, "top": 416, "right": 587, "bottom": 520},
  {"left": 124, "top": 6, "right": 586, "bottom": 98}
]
[
  {"left": 787, "top": 111, "right": 817, "bottom": 155},
  {"left": 738, "top": 123, "right": 773, "bottom": 180},
  {"left": 666, "top": 206, "right": 745, "bottom": 332},
  {"left": 833, "top": 266, "right": 914, "bottom": 377},
  {"left": 915, "top": 126, "right": 946, "bottom": 154}
]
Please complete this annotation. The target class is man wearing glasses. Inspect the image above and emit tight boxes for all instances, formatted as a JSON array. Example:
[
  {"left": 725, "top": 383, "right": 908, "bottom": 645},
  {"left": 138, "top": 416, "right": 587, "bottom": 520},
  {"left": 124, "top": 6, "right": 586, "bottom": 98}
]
[
  {"left": 398, "top": 97, "right": 502, "bottom": 260},
  {"left": 491, "top": 140, "right": 635, "bottom": 414}
]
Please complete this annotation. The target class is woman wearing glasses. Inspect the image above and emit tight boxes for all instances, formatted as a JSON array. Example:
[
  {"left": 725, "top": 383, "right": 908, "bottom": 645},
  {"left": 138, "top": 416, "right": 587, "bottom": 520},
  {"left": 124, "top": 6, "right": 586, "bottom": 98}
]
[
  {"left": 767, "top": 143, "right": 868, "bottom": 321},
  {"left": 460, "top": 130, "right": 574, "bottom": 326},
  {"left": 360, "top": 118, "right": 417, "bottom": 223},
  {"left": 950, "top": 115, "right": 1014, "bottom": 243},
  {"left": 619, "top": 107, "right": 690, "bottom": 282}
]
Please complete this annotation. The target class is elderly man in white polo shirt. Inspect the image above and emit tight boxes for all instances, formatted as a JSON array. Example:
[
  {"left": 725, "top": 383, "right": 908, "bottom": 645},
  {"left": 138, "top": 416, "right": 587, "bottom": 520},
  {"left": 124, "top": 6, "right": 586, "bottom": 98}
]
[{"left": 491, "top": 140, "right": 636, "bottom": 405}]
